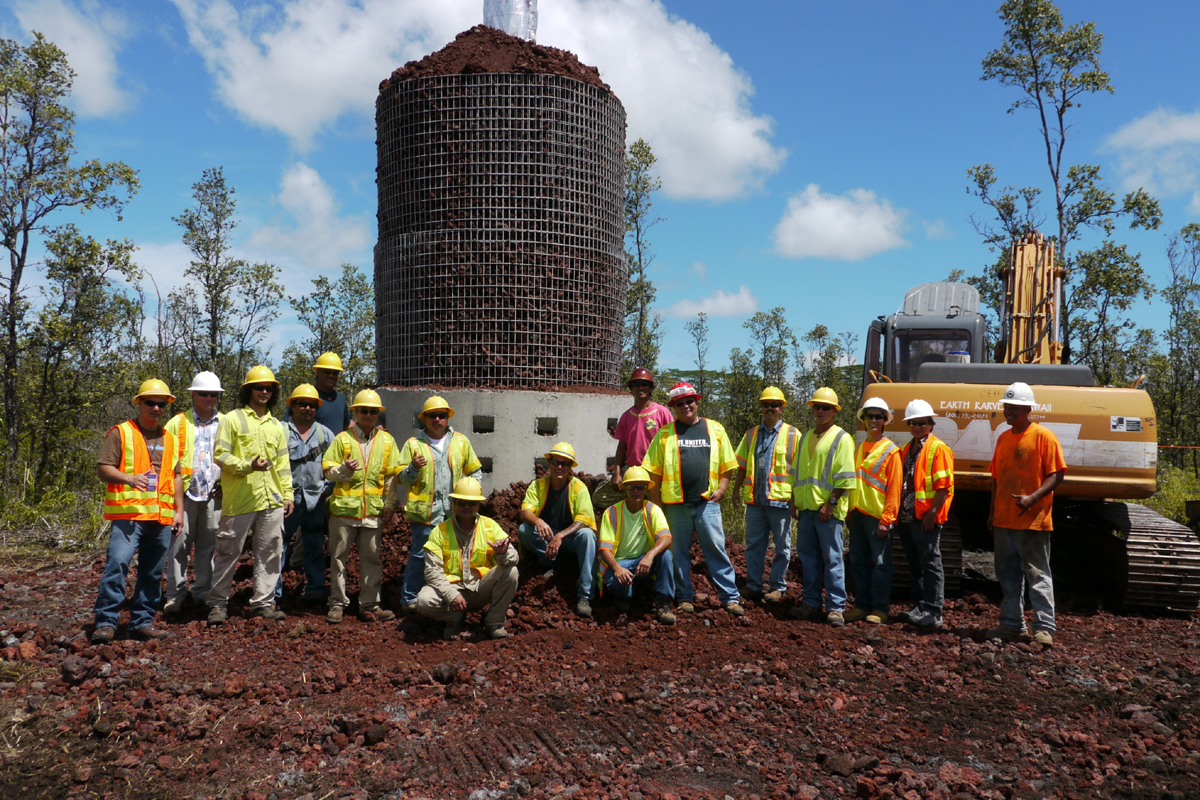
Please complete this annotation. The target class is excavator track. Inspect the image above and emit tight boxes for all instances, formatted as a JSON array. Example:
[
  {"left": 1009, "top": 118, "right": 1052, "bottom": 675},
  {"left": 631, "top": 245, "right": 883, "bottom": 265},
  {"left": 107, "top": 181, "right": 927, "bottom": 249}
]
[
  {"left": 1082, "top": 502, "right": 1200, "bottom": 612},
  {"left": 887, "top": 514, "right": 962, "bottom": 600}
]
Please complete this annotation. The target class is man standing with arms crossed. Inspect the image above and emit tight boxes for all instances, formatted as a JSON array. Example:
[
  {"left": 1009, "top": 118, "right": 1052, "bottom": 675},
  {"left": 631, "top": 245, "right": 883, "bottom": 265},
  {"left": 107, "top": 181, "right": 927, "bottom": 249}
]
[{"left": 986, "top": 382, "right": 1066, "bottom": 647}]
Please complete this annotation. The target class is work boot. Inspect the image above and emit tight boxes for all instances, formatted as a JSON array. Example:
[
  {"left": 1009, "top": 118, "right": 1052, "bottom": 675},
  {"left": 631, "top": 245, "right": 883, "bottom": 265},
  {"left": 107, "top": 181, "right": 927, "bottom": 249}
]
[
  {"left": 90, "top": 625, "right": 116, "bottom": 645},
  {"left": 487, "top": 626, "right": 509, "bottom": 640},
  {"left": 163, "top": 597, "right": 185, "bottom": 618},
  {"left": 575, "top": 598, "right": 593, "bottom": 618},
  {"left": 374, "top": 609, "right": 396, "bottom": 622},
  {"left": 326, "top": 607, "right": 344, "bottom": 625},
  {"left": 443, "top": 615, "right": 465, "bottom": 640},
  {"left": 249, "top": 606, "right": 286, "bottom": 621},
  {"left": 724, "top": 602, "right": 745, "bottom": 617},
  {"left": 984, "top": 624, "right": 1022, "bottom": 641},
  {"left": 1032, "top": 629, "right": 1054, "bottom": 647},
  {"left": 762, "top": 590, "right": 784, "bottom": 603},
  {"left": 132, "top": 626, "right": 172, "bottom": 641},
  {"left": 865, "top": 611, "right": 889, "bottom": 625},
  {"left": 894, "top": 606, "right": 920, "bottom": 624},
  {"left": 207, "top": 607, "right": 227, "bottom": 627},
  {"left": 843, "top": 607, "right": 869, "bottom": 623},
  {"left": 655, "top": 601, "right": 676, "bottom": 625},
  {"left": 677, "top": 601, "right": 695, "bottom": 613},
  {"left": 827, "top": 610, "right": 846, "bottom": 628}
]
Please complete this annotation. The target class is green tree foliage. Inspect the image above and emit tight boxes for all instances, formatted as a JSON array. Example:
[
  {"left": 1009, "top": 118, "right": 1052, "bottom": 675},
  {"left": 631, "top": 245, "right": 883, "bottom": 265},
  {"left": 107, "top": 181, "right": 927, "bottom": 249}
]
[
  {"left": 792, "top": 325, "right": 860, "bottom": 433},
  {"left": 967, "top": 0, "right": 1161, "bottom": 367},
  {"left": 683, "top": 312, "right": 710, "bottom": 411},
  {"left": 0, "top": 33, "right": 138, "bottom": 485},
  {"left": 1147, "top": 225, "right": 1200, "bottom": 470},
  {"left": 278, "top": 263, "right": 376, "bottom": 395},
  {"left": 622, "top": 138, "right": 665, "bottom": 379}
]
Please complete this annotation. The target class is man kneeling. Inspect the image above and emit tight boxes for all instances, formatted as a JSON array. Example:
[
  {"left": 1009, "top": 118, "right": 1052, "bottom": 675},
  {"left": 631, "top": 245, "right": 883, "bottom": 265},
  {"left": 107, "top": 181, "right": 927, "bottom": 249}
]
[
  {"left": 597, "top": 467, "right": 676, "bottom": 625},
  {"left": 417, "top": 477, "right": 518, "bottom": 640}
]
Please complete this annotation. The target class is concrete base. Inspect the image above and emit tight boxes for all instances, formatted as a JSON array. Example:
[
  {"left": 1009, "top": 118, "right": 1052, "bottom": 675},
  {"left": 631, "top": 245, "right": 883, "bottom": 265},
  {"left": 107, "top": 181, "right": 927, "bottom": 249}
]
[{"left": 379, "top": 387, "right": 630, "bottom": 494}]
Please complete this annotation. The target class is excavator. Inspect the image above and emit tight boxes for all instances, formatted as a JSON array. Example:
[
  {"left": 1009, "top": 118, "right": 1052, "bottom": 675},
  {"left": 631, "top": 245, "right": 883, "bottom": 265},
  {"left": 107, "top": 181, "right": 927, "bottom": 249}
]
[{"left": 859, "top": 231, "right": 1200, "bottom": 612}]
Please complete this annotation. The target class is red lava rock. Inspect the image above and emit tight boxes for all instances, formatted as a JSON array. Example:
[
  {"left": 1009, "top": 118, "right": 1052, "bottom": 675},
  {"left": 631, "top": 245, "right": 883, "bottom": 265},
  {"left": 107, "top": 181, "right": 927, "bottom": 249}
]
[
  {"left": 60, "top": 655, "right": 90, "bottom": 684},
  {"left": 827, "top": 753, "right": 856, "bottom": 776},
  {"left": 364, "top": 723, "right": 387, "bottom": 746},
  {"left": 73, "top": 766, "right": 92, "bottom": 783},
  {"left": 16, "top": 640, "right": 37, "bottom": 660}
]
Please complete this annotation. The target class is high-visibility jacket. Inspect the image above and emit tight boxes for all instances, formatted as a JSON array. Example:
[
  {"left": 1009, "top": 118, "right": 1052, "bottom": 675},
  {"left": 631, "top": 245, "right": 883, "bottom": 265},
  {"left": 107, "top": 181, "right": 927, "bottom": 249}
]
[
  {"left": 642, "top": 418, "right": 738, "bottom": 505},
  {"left": 323, "top": 427, "right": 401, "bottom": 520},
  {"left": 597, "top": 500, "right": 670, "bottom": 576},
  {"left": 521, "top": 476, "right": 597, "bottom": 530},
  {"left": 103, "top": 421, "right": 177, "bottom": 524},
  {"left": 398, "top": 432, "right": 482, "bottom": 524},
  {"left": 790, "top": 425, "right": 857, "bottom": 520},
  {"left": 900, "top": 434, "right": 955, "bottom": 524},
  {"left": 735, "top": 423, "right": 800, "bottom": 504},
  {"left": 852, "top": 438, "right": 901, "bottom": 522},
  {"left": 214, "top": 407, "right": 292, "bottom": 516},
  {"left": 164, "top": 409, "right": 223, "bottom": 495},
  {"left": 425, "top": 515, "right": 508, "bottom": 584}
]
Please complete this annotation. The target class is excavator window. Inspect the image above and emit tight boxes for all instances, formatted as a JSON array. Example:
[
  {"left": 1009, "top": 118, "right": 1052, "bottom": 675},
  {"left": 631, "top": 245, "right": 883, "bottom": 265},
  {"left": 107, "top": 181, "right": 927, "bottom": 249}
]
[{"left": 892, "top": 329, "right": 971, "bottom": 381}]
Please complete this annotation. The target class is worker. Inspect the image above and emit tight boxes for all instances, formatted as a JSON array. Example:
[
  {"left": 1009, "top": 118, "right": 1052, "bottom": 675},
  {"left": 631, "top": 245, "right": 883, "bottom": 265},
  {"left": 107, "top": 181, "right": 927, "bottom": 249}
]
[
  {"left": 894, "top": 399, "right": 954, "bottom": 629},
  {"left": 612, "top": 368, "right": 673, "bottom": 490},
  {"left": 596, "top": 466, "right": 676, "bottom": 624},
  {"left": 642, "top": 382, "right": 743, "bottom": 617},
  {"left": 732, "top": 386, "right": 799, "bottom": 604},
  {"left": 282, "top": 384, "right": 335, "bottom": 604},
  {"left": 207, "top": 366, "right": 293, "bottom": 626},
  {"left": 395, "top": 396, "right": 483, "bottom": 613},
  {"left": 517, "top": 442, "right": 599, "bottom": 618},
  {"left": 417, "top": 477, "right": 518, "bottom": 640},
  {"left": 787, "top": 387, "right": 856, "bottom": 627},
  {"left": 285, "top": 351, "right": 351, "bottom": 433},
  {"left": 844, "top": 397, "right": 902, "bottom": 624},
  {"left": 322, "top": 389, "right": 401, "bottom": 624},
  {"left": 986, "top": 382, "right": 1066, "bottom": 647},
  {"left": 92, "top": 380, "right": 184, "bottom": 643},
  {"left": 162, "top": 371, "right": 224, "bottom": 618}
]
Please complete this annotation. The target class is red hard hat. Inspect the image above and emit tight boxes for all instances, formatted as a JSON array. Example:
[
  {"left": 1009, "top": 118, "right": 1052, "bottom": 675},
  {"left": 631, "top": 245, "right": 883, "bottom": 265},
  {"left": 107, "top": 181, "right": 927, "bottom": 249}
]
[{"left": 628, "top": 368, "right": 655, "bottom": 387}]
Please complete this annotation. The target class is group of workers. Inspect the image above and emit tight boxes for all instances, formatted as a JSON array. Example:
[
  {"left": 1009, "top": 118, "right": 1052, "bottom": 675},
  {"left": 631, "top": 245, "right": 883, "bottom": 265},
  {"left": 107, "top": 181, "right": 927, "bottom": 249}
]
[{"left": 91, "top": 358, "right": 1066, "bottom": 647}]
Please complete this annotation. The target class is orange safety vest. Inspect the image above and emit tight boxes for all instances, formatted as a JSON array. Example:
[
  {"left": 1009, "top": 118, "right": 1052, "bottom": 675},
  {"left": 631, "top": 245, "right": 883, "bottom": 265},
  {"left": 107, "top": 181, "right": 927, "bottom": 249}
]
[
  {"left": 901, "top": 435, "right": 955, "bottom": 524},
  {"left": 103, "top": 421, "right": 177, "bottom": 524}
]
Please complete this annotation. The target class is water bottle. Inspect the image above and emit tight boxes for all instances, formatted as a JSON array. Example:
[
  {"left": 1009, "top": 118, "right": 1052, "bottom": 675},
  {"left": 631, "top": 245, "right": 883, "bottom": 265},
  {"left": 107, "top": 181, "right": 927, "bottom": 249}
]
[{"left": 147, "top": 470, "right": 158, "bottom": 493}]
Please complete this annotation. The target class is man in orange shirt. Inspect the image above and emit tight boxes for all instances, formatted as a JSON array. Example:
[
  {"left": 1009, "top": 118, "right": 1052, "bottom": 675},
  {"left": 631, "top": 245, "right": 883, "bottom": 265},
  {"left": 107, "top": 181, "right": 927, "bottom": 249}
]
[{"left": 986, "top": 382, "right": 1066, "bottom": 647}]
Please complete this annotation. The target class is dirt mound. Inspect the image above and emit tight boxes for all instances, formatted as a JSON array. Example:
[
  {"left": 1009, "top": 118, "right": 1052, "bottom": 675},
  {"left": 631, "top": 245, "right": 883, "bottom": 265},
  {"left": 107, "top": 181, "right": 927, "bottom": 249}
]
[{"left": 380, "top": 24, "right": 611, "bottom": 94}]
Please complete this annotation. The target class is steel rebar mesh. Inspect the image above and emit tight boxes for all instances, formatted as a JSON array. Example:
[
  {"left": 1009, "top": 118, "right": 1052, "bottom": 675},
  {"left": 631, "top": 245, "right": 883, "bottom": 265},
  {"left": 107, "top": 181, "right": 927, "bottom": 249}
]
[{"left": 375, "top": 72, "right": 626, "bottom": 389}]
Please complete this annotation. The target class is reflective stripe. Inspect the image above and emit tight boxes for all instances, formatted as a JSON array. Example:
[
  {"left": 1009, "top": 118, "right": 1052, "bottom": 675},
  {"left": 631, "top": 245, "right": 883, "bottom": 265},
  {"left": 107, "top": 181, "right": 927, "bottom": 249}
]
[
  {"left": 104, "top": 421, "right": 177, "bottom": 523},
  {"left": 909, "top": 437, "right": 955, "bottom": 523},
  {"left": 796, "top": 429, "right": 848, "bottom": 492},
  {"left": 740, "top": 423, "right": 799, "bottom": 504},
  {"left": 328, "top": 430, "right": 397, "bottom": 519},
  {"left": 854, "top": 439, "right": 898, "bottom": 518},
  {"left": 434, "top": 518, "right": 495, "bottom": 583}
]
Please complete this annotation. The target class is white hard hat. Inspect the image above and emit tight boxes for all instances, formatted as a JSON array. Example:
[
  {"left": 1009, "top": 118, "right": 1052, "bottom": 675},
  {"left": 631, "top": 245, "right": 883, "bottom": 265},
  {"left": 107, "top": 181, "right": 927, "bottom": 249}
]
[
  {"left": 857, "top": 397, "right": 894, "bottom": 424},
  {"left": 902, "top": 399, "right": 937, "bottom": 422},
  {"left": 1001, "top": 382, "right": 1035, "bottom": 406},
  {"left": 188, "top": 371, "right": 224, "bottom": 393}
]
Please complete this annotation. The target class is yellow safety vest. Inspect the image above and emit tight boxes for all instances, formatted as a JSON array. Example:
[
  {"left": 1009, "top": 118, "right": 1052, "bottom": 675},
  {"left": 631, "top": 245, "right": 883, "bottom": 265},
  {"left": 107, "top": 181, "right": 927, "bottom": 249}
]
[
  {"left": 426, "top": 516, "right": 507, "bottom": 584},
  {"left": 736, "top": 423, "right": 799, "bottom": 504},
  {"left": 164, "top": 409, "right": 223, "bottom": 494},
  {"left": 521, "top": 476, "right": 597, "bottom": 530},
  {"left": 398, "top": 432, "right": 481, "bottom": 524},
  {"left": 596, "top": 500, "right": 668, "bottom": 576},
  {"left": 103, "top": 421, "right": 177, "bottom": 524},
  {"left": 324, "top": 428, "right": 400, "bottom": 520},
  {"left": 643, "top": 418, "right": 737, "bottom": 505},
  {"left": 852, "top": 438, "right": 899, "bottom": 520},
  {"left": 790, "top": 426, "right": 857, "bottom": 519}
]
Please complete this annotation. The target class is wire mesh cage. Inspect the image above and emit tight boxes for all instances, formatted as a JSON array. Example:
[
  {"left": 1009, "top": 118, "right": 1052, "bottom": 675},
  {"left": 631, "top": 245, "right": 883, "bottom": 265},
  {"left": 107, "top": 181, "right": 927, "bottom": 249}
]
[{"left": 375, "top": 72, "right": 627, "bottom": 389}]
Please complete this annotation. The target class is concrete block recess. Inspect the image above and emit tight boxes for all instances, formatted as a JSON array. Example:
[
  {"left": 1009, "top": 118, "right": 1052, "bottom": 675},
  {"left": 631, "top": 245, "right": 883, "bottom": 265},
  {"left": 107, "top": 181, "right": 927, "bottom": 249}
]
[{"left": 380, "top": 387, "right": 628, "bottom": 495}]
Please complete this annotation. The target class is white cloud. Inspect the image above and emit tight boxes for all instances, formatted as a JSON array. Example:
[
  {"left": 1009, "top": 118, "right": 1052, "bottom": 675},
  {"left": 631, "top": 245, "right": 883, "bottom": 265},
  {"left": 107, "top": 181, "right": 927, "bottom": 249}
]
[
  {"left": 170, "top": 0, "right": 784, "bottom": 199},
  {"left": 689, "top": 260, "right": 707, "bottom": 280},
  {"left": 1106, "top": 108, "right": 1200, "bottom": 198},
  {"left": 243, "top": 162, "right": 372, "bottom": 279},
  {"left": 923, "top": 219, "right": 951, "bottom": 240},
  {"left": 9, "top": 0, "right": 132, "bottom": 116},
  {"left": 664, "top": 285, "right": 758, "bottom": 319},
  {"left": 134, "top": 241, "right": 195, "bottom": 300},
  {"left": 773, "top": 184, "right": 908, "bottom": 261}
]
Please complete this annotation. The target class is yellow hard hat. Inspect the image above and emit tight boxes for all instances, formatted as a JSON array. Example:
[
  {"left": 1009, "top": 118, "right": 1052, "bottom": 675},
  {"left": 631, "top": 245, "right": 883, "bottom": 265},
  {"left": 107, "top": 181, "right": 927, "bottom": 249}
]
[
  {"left": 448, "top": 476, "right": 486, "bottom": 502},
  {"left": 807, "top": 387, "right": 841, "bottom": 410},
  {"left": 242, "top": 365, "right": 280, "bottom": 386},
  {"left": 544, "top": 442, "right": 577, "bottom": 468},
  {"left": 132, "top": 379, "right": 176, "bottom": 405},
  {"left": 288, "top": 384, "right": 323, "bottom": 407},
  {"left": 419, "top": 395, "right": 454, "bottom": 420},
  {"left": 350, "top": 389, "right": 384, "bottom": 410},
  {"left": 759, "top": 386, "right": 787, "bottom": 407},
  {"left": 621, "top": 466, "right": 655, "bottom": 488},
  {"left": 312, "top": 352, "right": 344, "bottom": 372}
]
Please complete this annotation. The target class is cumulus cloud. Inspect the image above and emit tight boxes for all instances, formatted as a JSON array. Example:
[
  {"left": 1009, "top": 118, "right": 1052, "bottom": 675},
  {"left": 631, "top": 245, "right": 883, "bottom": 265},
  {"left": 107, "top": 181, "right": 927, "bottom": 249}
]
[
  {"left": 170, "top": 0, "right": 783, "bottom": 198},
  {"left": 8, "top": 0, "right": 132, "bottom": 116},
  {"left": 664, "top": 285, "right": 758, "bottom": 319},
  {"left": 1106, "top": 108, "right": 1200, "bottom": 199},
  {"left": 242, "top": 162, "right": 372, "bottom": 279},
  {"left": 773, "top": 184, "right": 908, "bottom": 261}
]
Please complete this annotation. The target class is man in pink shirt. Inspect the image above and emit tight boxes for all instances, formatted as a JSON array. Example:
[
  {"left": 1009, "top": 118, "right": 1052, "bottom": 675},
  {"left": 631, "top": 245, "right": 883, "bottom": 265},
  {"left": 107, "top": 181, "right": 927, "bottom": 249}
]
[{"left": 613, "top": 368, "right": 674, "bottom": 490}]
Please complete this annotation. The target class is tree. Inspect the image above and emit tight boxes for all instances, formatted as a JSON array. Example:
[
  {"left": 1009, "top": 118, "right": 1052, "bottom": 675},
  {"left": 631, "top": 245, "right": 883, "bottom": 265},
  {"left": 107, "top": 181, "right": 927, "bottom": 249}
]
[
  {"left": 793, "top": 325, "right": 859, "bottom": 432},
  {"left": 969, "top": 0, "right": 1161, "bottom": 363},
  {"left": 684, "top": 312, "right": 710, "bottom": 408},
  {"left": 743, "top": 308, "right": 796, "bottom": 391},
  {"left": 1069, "top": 241, "right": 1154, "bottom": 385},
  {"left": 0, "top": 33, "right": 138, "bottom": 484},
  {"left": 622, "top": 138, "right": 665, "bottom": 378},
  {"left": 168, "top": 168, "right": 282, "bottom": 391},
  {"left": 278, "top": 263, "right": 376, "bottom": 394},
  {"left": 1149, "top": 225, "right": 1200, "bottom": 470}
]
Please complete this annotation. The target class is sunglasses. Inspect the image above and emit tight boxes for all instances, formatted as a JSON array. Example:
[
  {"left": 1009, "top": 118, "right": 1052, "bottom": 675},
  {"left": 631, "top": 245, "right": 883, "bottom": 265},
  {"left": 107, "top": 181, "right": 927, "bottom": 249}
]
[
  {"left": 673, "top": 397, "right": 698, "bottom": 407},
  {"left": 251, "top": 384, "right": 275, "bottom": 392},
  {"left": 357, "top": 408, "right": 380, "bottom": 415},
  {"left": 142, "top": 399, "right": 168, "bottom": 409},
  {"left": 811, "top": 404, "right": 835, "bottom": 412},
  {"left": 194, "top": 391, "right": 219, "bottom": 399},
  {"left": 907, "top": 419, "right": 933, "bottom": 427},
  {"left": 761, "top": 402, "right": 783, "bottom": 410},
  {"left": 550, "top": 458, "right": 572, "bottom": 467},
  {"left": 864, "top": 413, "right": 886, "bottom": 421},
  {"left": 425, "top": 412, "right": 449, "bottom": 420},
  {"left": 630, "top": 381, "right": 653, "bottom": 388},
  {"left": 455, "top": 500, "right": 480, "bottom": 508},
  {"left": 293, "top": 401, "right": 319, "bottom": 410}
]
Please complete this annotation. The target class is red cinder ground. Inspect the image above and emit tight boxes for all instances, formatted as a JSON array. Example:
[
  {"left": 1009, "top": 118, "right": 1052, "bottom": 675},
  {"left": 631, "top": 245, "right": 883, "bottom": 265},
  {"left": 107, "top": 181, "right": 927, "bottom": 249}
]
[{"left": 1, "top": 485, "right": 1198, "bottom": 800}]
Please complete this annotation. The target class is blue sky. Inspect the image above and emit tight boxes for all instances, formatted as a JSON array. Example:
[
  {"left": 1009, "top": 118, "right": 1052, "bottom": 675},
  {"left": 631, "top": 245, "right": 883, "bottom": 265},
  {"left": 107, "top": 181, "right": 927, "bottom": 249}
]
[{"left": 4, "top": 0, "right": 1199, "bottom": 376}]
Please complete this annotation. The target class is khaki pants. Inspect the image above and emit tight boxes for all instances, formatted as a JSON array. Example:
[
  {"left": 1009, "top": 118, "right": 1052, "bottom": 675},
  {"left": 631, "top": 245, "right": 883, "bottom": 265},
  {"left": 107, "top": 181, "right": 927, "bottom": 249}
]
[
  {"left": 208, "top": 507, "right": 284, "bottom": 612},
  {"left": 329, "top": 518, "right": 383, "bottom": 611},
  {"left": 416, "top": 564, "right": 518, "bottom": 629}
]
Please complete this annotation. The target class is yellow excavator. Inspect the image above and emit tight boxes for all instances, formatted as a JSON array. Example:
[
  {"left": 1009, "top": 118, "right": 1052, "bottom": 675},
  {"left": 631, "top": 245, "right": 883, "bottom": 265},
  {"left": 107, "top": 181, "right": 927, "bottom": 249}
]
[{"left": 859, "top": 231, "right": 1200, "bottom": 611}]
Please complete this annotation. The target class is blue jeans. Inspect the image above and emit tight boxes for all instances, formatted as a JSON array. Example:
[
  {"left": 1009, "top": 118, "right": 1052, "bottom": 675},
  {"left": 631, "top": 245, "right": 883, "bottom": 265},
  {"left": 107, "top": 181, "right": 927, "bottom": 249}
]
[
  {"left": 600, "top": 550, "right": 675, "bottom": 602},
  {"left": 401, "top": 522, "right": 435, "bottom": 606},
  {"left": 661, "top": 501, "right": 740, "bottom": 605},
  {"left": 795, "top": 510, "right": 847, "bottom": 613},
  {"left": 744, "top": 504, "right": 792, "bottom": 593},
  {"left": 898, "top": 519, "right": 944, "bottom": 616},
  {"left": 846, "top": 510, "right": 893, "bottom": 614},
  {"left": 517, "top": 522, "right": 597, "bottom": 599},
  {"left": 994, "top": 526, "right": 1055, "bottom": 633},
  {"left": 279, "top": 496, "right": 327, "bottom": 599},
  {"left": 94, "top": 519, "right": 171, "bottom": 631}
]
